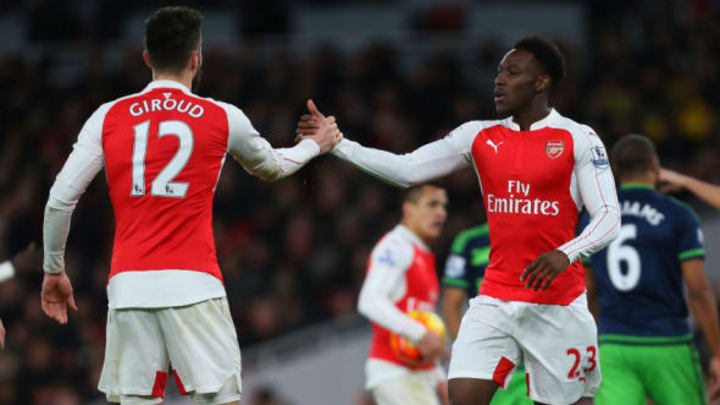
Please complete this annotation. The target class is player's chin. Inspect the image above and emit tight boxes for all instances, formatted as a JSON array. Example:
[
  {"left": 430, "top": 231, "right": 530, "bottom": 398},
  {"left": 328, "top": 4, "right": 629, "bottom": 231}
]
[
  {"left": 494, "top": 101, "right": 512, "bottom": 117},
  {"left": 425, "top": 224, "right": 444, "bottom": 239}
]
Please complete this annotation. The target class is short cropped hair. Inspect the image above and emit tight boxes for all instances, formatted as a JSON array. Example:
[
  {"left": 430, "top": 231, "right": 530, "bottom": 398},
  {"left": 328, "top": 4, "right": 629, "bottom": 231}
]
[
  {"left": 405, "top": 184, "right": 442, "bottom": 203},
  {"left": 514, "top": 35, "right": 566, "bottom": 86},
  {"left": 144, "top": 6, "right": 203, "bottom": 74},
  {"left": 611, "top": 134, "right": 658, "bottom": 179}
]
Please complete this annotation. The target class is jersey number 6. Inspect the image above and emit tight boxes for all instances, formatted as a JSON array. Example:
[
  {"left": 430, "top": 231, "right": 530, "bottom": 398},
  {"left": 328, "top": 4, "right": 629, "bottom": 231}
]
[
  {"left": 130, "top": 120, "right": 194, "bottom": 198},
  {"left": 606, "top": 224, "right": 641, "bottom": 291}
]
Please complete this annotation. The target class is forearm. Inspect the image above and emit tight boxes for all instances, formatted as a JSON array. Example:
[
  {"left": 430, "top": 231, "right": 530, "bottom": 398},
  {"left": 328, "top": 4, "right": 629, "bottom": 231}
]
[
  {"left": 559, "top": 204, "right": 621, "bottom": 263},
  {"left": 686, "top": 177, "right": 720, "bottom": 210},
  {"left": 331, "top": 137, "right": 468, "bottom": 188},
  {"left": 234, "top": 137, "right": 320, "bottom": 182},
  {"left": 358, "top": 291, "right": 427, "bottom": 341},
  {"left": 43, "top": 197, "right": 76, "bottom": 274},
  {"left": 689, "top": 288, "right": 720, "bottom": 357}
]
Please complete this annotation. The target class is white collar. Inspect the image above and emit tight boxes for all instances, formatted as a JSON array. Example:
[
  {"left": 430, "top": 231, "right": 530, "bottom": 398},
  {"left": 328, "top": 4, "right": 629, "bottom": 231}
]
[
  {"left": 504, "top": 108, "right": 560, "bottom": 131},
  {"left": 143, "top": 80, "right": 192, "bottom": 94},
  {"left": 395, "top": 224, "right": 431, "bottom": 252}
]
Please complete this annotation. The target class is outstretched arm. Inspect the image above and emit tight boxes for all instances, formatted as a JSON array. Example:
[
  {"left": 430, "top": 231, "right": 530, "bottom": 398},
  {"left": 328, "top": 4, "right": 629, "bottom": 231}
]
[
  {"left": 221, "top": 101, "right": 341, "bottom": 182},
  {"left": 297, "top": 101, "right": 477, "bottom": 188},
  {"left": 660, "top": 168, "right": 720, "bottom": 210}
]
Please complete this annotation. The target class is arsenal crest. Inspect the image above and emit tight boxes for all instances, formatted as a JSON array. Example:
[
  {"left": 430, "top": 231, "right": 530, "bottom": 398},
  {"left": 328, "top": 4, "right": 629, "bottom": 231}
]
[{"left": 546, "top": 140, "right": 564, "bottom": 159}]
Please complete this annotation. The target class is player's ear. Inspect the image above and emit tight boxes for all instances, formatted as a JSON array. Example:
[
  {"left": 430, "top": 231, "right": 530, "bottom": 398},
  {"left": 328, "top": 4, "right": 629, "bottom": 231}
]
[
  {"left": 142, "top": 50, "right": 153, "bottom": 69},
  {"left": 535, "top": 74, "right": 551, "bottom": 93},
  {"left": 650, "top": 155, "right": 660, "bottom": 179},
  {"left": 190, "top": 50, "right": 201, "bottom": 72}
]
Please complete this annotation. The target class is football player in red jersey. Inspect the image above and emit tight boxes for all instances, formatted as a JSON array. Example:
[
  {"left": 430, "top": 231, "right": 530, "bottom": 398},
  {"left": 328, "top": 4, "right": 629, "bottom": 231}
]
[
  {"left": 40, "top": 6, "right": 340, "bottom": 405},
  {"left": 358, "top": 184, "right": 449, "bottom": 405},
  {"left": 298, "top": 36, "right": 621, "bottom": 405}
]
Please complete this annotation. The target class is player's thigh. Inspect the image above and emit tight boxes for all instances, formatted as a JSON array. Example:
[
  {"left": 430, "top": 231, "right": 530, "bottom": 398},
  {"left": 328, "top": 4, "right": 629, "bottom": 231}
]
[
  {"left": 593, "top": 344, "right": 645, "bottom": 405},
  {"left": 448, "top": 296, "right": 522, "bottom": 384},
  {"left": 516, "top": 294, "right": 600, "bottom": 405},
  {"left": 489, "top": 368, "right": 533, "bottom": 405},
  {"left": 99, "top": 308, "right": 169, "bottom": 401},
  {"left": 448, "top": 297, "right": 522, "bottom": 405},
  {"left": 372, "top": 374, "right": 439, "bottom": 405},
  {"left": 640, "top": 344, "right": 705, "bottom": 405},
  {"left": 158, "top": 298, "right": 242, "bottom": 396}
]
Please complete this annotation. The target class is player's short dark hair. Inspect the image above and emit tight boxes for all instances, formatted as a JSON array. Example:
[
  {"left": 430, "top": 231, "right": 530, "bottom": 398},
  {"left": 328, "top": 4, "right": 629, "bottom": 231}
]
[
  {"left": 144, "top": 6, "right": 203, "bottom": 74},
  {"left": 513, "top": 35, "right": 566, "bottom": 86},
  {"left": 405, "top": 184, "right": 443, "bottom": 203},
  {"left": 611, "top": 134, "right": 658, "bottom": 179}
]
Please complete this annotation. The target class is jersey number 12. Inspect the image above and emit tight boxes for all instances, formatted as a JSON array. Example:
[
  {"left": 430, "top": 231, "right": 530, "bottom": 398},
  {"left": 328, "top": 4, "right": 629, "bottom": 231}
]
[
  {"left": 606, "top": 224, "right": 641, "bottom": 291},
  {"left": 130, "top": 120, "right": 194, "bottom": 198}
]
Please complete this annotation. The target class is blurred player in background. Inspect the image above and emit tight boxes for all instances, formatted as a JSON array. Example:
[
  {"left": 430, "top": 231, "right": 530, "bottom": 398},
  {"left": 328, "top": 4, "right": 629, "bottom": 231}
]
[
  {"left": 358, "top": 184, "right": 449, "bottom": 405},
  {"left": 660, "top": 168, "right": 720, "bottom": 211},
  {"left": 583, "top": 134, "right": 720, "bottom": 405},
  {"left": 40, "top": 6, "right": 339, "bottom": 405},
  {"left": 0, "top": 242, "right": 41, "bottom": 350},
  {"left": 441, "top": 224, "right": 530, "bottom": 405},
  {"left": 298, "top": 35, "right": 620, "bottom": 405}
]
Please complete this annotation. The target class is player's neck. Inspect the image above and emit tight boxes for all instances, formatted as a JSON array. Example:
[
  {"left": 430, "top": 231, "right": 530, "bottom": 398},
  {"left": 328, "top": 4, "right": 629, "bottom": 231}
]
[
  {"left": 152, "top": 71, "right": 193, "bottom": 90},
  {"left": 620, "top": 175, "right": 656, "bottom": 189},
  {"left": 400, "top": 221, "right": 432, "bottom": 247},
  {"left": 512, "top": 99, "right": 551, "bottom": 131}
]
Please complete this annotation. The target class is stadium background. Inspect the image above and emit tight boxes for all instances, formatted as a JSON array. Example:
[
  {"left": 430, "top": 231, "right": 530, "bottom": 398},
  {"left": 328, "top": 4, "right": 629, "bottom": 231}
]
[{"left": 1, "top": 0, "right": 720, "bottom": 404}]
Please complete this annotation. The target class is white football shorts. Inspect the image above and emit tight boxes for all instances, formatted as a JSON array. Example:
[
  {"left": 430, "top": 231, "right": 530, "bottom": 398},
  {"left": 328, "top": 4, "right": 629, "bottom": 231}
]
[
  {"left": 448, "top": 293, "right": 600, "bottom": 404},
  {"left": 98, "top": 297, "right": 242, "bottom": 404},
  {"left": 371, "top": 372, "right": 441, "bottom": 405}
]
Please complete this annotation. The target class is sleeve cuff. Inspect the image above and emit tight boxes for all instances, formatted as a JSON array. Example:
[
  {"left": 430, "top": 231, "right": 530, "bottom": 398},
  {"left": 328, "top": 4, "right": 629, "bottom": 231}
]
[
  {"left": 679, "top": 248, "right": 706, "bottom": 261},
  {"left": 557, "top": 246, "right": 579, "bottom": 265},
  {"left": 43, "top": 252, "right": 64, "bottom": 274},
  {"left": 405, "top": 321, "right": 428, "bottom": 342},
  {"left": 298, "top": 138, "right": 321, "bottom": 158},
  {"left": 0, "top": 261, "right": 15, "bottom": 282},
  {"left": 330, "top": 138, "right": 352, "bottom": 157}
]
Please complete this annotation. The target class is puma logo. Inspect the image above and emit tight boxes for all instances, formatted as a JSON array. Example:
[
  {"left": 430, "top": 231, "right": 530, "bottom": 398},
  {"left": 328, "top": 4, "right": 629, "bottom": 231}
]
[{"left": 486, "top": 139, "right": 503, "bottom": 154}]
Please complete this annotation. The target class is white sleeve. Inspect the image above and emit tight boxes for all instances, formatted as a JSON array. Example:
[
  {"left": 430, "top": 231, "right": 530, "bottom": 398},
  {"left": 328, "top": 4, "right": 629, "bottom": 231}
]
[
  {"left": 43, "top": 103, "right": 109, "bottom": 273},
  {"left": 358, "top": 237, "right": 428, "bottom": 341},
  {"left": 220, "top": 103, "right": 320, "bottom": 182},
  {"left": 558, "top": 128, "right": 621, "bottom": 263},
  {"left": 330, "top": 121, "right": 482, "bottom": 188},
  {"left": 0, "top": 261, "right": 15, "bottom": 283}
]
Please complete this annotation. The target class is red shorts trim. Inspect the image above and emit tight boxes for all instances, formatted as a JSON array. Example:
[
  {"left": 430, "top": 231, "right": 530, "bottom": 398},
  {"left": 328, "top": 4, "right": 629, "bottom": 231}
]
[
  {"left": 492, "top": 356, "right": 515, "bottom": 388},
  {"left": 152, "top": 371, "right": 168, "bottom": 398}
]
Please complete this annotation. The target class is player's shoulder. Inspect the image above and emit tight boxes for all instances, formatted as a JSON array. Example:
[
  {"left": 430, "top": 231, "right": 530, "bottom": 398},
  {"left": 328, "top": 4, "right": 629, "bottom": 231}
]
[
  {"left": 372, "top": 228, "right": 415, "bottom": 261},
  {"left": 666, "top": 196, "right": 701, "bottom": 223},
  {"left": 448, "top": 119, "right": 505, "bottom": 139},
  {"left": 548, "top": 111, "right": 599, "bottom": 141},
  {"left": 451, "top": 223, "right": 490, "bottom": 253}
]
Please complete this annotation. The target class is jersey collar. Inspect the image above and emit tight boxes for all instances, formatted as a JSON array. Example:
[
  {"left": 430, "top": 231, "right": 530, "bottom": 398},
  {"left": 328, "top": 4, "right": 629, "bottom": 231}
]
[
  {"left": 620, "top": 183, "right": 656, "bottom": 191},
  {"left": 143, "top": 80, "right": 192, "bottom": 94},
  {"left": 395, "top": 225, "right": 431, "bottom": 252},
  {"left": 504, "top": 108, "right": 561, "bottom": 131}
]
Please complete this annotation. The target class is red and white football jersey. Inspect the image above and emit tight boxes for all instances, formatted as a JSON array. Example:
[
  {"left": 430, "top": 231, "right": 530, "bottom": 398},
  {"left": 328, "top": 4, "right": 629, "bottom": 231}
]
[
  {"left": 358, "top": 225, "right": 440, "bottom": 389},
  {"left": 334, "top": 109, "right": 621, "bottom": 305},
  {"left": 44, "top": 80, "right": 321, "bottom": 308}
]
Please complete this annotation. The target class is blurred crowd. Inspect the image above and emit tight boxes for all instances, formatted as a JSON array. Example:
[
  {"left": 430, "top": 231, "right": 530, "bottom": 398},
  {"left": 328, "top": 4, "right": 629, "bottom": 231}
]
[{"left": 1, "top": 0, "right": 720, "bottom": 404}]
